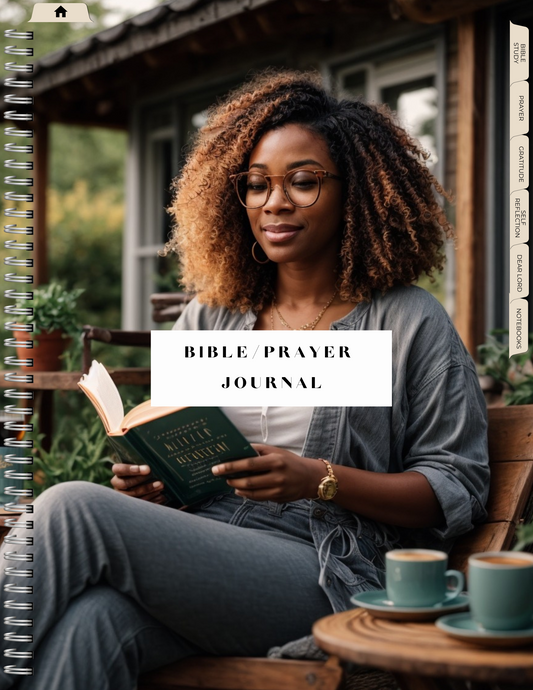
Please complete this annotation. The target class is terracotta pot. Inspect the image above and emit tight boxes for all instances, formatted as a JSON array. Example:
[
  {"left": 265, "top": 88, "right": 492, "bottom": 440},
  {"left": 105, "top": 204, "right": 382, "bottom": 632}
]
[{"left": 13, "top": 329, "right": 71, "bottom": 372}]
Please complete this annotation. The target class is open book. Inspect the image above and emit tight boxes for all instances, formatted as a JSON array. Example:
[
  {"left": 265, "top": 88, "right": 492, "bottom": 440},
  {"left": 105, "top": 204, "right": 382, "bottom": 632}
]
[{"left": 78, "top": 361, "right": 258, "bottom": 506}]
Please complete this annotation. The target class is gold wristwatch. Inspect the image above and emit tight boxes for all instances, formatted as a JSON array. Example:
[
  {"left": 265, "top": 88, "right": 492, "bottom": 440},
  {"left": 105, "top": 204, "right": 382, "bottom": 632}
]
[{"left": 316, "top": 458, "right": 338, "bottom": 501}]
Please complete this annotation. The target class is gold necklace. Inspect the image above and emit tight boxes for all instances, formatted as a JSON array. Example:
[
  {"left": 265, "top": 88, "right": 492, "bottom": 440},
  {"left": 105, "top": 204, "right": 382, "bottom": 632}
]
[{"left": 270, "top": 290, "right": 338, "bottom": 330}]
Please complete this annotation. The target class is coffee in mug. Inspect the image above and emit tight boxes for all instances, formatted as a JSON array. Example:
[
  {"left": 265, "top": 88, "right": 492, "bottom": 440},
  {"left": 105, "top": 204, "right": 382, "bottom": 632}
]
[
  {"left": 468, "top": 551, "right": 533, "bottom": 630},
  {"left": 386, "top": 549, "right": 464, "bottom": 607},
  {"left": 391, "top": 552, "right": 443, "bottom": 561},
  {"left": 476, "top": 556, "right": 530, "bottom": 566}
]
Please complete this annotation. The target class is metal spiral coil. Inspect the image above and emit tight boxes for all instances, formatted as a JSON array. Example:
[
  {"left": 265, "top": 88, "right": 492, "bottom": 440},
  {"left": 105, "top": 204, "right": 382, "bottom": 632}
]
[
  {"left": 4, "top": 305, "right": 34, "bottom": 315},
  {"left": 3, "top": 374, "right": 33, "bottom": 385},
  {"left": 4, "top": 274, "right": 33, "bottom": 284},
  {"left": 4, "top": 31, "right": 34, "bottom": 40},
  {"left": 4, "top": 240, "right": 33, "bottom": 251},
  {"left": 3, "top": 358, "right": 33, "bottom": 368},
  {"left": 3, "top": 225, "right": 33, "bottom": 236},
  {"left": 3, "top": 27, "right": 34, "bottom": 677},
  {"left": 4, "top": 144, "right": 33, "bottom": 154},
  {"left": 3, "top": 96, "right": 33, "bottom": 106},
  {"left": 4, "top": 291, "right": 32, "bottom": 301},
  {"left": 4, "top": 258, "right": 33, "bottom": 268},
  {"left": 3, "top": 127, "right": 33, "bottom": 137},
  {"left": 4, "top": 191, "right": 33, "bottom": 202},
  {"left": 4, "top": 47, "right": 33, "bottom": 57}
]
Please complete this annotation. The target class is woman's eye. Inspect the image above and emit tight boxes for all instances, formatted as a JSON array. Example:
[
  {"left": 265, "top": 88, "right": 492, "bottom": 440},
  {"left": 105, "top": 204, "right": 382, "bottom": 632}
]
[
  {"left": 290, "top": 173, "right": 317, "bottom": 188},
  {"left": 246, "top": 177, "right": 267, "bottom": 191}
]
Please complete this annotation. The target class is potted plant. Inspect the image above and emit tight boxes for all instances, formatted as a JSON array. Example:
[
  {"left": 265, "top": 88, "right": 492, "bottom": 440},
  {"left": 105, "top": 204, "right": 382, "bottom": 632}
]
[
  {"left": 477, "top": 329, "right": 533, "bottom": 406},
  {"left": 13, "top": 282, "right": 84, "bottom": 371}
]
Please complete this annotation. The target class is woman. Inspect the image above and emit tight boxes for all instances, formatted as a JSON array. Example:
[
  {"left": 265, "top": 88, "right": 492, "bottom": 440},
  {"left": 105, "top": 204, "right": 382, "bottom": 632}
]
[{"left": 0, "top": 69, "right": 489, "bottom": 689}]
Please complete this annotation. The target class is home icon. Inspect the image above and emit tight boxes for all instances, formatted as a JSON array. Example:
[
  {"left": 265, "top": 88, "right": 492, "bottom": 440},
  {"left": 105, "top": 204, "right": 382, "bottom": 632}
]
[{"left": 55, "top": 6, "right": 67, "bottom": 17}]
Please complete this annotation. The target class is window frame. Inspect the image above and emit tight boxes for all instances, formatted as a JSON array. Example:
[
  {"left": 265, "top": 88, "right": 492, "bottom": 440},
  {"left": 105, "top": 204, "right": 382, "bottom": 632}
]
[{"left": 123, "top": 77, "right": 246, "bottom": 330}]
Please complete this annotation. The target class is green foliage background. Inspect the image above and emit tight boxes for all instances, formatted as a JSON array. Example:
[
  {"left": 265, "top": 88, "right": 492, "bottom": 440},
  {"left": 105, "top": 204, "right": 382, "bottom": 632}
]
[
  {"left": 0, "top": 2, "right": 151, "bottom": 368},
  {"left": 1, "top": 0, "right": 155, "bottom": 486}
]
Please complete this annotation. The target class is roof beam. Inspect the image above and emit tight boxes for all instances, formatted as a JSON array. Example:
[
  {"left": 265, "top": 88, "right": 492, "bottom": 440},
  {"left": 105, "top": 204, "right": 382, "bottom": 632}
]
[{"left": 393, "top": 0, "right": 500, "bottom": 23}]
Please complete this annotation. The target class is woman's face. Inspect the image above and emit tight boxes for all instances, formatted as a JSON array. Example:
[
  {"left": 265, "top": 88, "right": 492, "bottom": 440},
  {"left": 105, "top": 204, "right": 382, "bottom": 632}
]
[{"left": 245, "top": 124, "right": 343, "bottom": 267}]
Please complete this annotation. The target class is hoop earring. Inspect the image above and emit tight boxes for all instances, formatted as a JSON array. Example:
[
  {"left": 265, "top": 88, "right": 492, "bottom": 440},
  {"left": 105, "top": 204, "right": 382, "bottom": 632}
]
[{"left": 251, "top": 241, "right": 270, "bottom": 264}]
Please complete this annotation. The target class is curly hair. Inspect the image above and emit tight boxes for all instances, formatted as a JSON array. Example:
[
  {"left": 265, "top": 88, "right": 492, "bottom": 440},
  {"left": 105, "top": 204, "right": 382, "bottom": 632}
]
[{"left": 164, "top": 67, "right": 454, "bottom": 312}]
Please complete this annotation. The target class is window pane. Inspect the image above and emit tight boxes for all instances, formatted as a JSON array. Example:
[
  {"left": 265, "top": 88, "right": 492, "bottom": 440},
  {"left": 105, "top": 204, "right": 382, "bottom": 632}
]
[{"left": 381, "top": 78, "right": 438, "bottom": 171}]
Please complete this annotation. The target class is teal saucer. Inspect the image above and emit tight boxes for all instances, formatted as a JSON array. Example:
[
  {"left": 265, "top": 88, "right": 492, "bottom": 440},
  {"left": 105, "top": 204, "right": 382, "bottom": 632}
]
[
  {"left": 350, "top": 590, "right": 469, "bottom": 621},
  {"left": 436, "top": 612, "right": 533, "bottom": 647}
]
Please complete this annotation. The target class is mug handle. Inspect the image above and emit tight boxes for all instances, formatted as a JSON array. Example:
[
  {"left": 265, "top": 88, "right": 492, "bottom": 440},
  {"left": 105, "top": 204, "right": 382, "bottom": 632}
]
[{"left": 444, "top": 569, "right": 465, "bottom": 601}]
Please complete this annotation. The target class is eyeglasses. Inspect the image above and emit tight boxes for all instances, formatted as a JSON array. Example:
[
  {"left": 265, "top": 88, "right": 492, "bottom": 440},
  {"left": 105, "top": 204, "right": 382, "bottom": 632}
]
[{"left": 229, "top": 169, "right": 342, "bottom": 209}]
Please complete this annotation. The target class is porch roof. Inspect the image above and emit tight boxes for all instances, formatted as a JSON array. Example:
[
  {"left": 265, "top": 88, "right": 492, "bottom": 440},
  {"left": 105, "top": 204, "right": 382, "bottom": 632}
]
[{"left": 25, "top": 0, "right": 393, "bottom": 129}]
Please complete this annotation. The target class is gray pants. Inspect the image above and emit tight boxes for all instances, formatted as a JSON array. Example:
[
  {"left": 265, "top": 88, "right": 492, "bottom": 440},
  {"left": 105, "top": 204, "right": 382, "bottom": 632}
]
[{"left": 0, "top": 481, "right": 333, "bottom": 689}]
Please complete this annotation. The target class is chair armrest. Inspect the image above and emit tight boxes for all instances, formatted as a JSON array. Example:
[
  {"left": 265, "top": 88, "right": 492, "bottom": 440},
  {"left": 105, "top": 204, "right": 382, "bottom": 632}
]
[
  {"left": 81, "top": 326, "right": 151, "bottom": 373},
  {"left": 150, "top": 292, "right": 194, "bottom": 323}
]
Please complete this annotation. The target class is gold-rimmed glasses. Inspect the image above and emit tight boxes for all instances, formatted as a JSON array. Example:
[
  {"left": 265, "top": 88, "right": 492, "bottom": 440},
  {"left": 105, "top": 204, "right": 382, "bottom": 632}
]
[{"left": 229, "top": 169, "right": 342, "bottom": 209}]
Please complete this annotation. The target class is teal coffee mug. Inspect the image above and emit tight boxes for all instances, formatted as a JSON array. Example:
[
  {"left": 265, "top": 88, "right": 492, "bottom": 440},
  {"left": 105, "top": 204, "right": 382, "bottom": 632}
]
[
  {"left": 468, "top": 551, "right": 533, "bottom": 630},
  {"left": 386, "top": 549, "right": 464, "bottom": 607}
]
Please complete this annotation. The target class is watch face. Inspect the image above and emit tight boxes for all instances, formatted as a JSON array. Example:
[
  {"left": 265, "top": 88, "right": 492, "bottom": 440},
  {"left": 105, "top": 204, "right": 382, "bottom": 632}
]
[{"left": 319, "top": 477, "right": 338, "bottom": 500}]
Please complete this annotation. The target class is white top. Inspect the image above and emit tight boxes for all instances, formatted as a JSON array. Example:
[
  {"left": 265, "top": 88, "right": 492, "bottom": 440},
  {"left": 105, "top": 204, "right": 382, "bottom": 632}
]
[{"left": 220, "top": 407, "right": 314, "bottom": 456}]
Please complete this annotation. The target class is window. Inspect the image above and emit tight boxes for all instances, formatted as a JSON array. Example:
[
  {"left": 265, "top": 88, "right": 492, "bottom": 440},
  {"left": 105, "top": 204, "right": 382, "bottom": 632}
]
[
  {"left": 124, "top": 87, "right": 238, "bottom": 330},
  {"left": 133, "top": 105, "right": 177, "bottom": 329}
]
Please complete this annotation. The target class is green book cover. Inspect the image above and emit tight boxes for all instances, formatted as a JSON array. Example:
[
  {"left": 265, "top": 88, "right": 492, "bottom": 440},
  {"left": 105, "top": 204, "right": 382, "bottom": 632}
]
[{"left": 108, "top": 407, "right": 258, "bottom": 506}]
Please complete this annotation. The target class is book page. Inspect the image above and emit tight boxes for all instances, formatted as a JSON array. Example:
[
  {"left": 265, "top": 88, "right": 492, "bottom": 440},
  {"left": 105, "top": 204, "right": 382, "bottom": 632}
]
[{"left": 78, "top": 361, "right": 124, "bottom": 434}]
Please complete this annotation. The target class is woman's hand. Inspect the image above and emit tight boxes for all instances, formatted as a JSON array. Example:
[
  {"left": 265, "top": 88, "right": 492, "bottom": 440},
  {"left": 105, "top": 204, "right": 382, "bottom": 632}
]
[
  {"left": 211, "top": 444, "right": 324, "bottom": 503},
  {"left": 111, "top": 464, "right": 167, "bottom": 504}
]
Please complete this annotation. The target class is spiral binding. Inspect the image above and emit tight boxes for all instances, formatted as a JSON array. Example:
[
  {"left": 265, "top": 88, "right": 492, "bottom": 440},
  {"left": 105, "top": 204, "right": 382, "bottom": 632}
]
[{"left": 3, "top": 27, "right": 34, "bottom": 677}]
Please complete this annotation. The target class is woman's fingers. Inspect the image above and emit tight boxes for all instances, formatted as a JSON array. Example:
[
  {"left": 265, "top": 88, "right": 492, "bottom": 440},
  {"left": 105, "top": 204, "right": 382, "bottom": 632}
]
[
  {"left": 137, "top": 485, "right": 165, "bottom": 501},
  {"left": 126, "top": 479, "right": 164, "bottom": 498},
  {"left": 226, "top": 471, "right": 280, "bottom": 491},
  {"left": 212, "top": 454, "right": 271, "bottom": 477},
  {"left": 112, "top": 463, "right": 151, "bottom": 477},
  {"left": 112, "top": 473, "right": 155, "bottom": 491},
  {"left": 110, "top": 463, "right": 165, "bottom": 501}
]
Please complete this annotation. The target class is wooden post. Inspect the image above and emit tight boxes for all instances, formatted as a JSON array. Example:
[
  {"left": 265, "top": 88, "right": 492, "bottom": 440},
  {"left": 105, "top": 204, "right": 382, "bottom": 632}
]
[
  {"left": 455, "top": 12, "right": 487, "bottom": 356},
  {"left": 33, "top": 113, "right": 48, "bottom": 286}
]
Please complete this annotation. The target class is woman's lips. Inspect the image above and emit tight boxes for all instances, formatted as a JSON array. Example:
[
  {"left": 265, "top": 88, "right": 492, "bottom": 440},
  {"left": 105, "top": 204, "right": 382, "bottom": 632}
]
[{"left": 262, "top": 224, "right": 302, "bottom": 243}]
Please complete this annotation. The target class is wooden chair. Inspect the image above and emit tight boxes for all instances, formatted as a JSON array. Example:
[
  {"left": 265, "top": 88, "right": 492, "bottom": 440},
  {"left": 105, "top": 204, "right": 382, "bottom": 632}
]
[
  {"left": 137, "top": 405, "right": 533, "bottom": 690},
  {"left": 80, "top": 292, "right": 193, "bottom": 373}
]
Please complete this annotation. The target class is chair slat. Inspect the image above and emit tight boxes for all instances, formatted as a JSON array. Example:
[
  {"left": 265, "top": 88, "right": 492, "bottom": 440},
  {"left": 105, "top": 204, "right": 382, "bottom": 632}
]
[
  {"left": 449, "top": 522, "right": 515, "bottom": 572},
  {"left": 486, "top": 461, "right": 533, "bottom": 522},
  {"left": 487, "top": 406, "right": 533, "bottom": 462}
]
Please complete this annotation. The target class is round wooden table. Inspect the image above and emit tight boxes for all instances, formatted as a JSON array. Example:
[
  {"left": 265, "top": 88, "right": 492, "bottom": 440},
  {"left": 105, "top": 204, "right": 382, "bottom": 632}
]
[{"left": 313, "top": 609, "right": 533, "bottom": 688}]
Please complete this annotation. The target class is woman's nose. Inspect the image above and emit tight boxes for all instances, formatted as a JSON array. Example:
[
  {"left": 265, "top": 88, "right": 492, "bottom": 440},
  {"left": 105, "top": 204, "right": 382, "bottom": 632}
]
[{"left": 263, "top": 182, "right": 293, "bottom": 212}]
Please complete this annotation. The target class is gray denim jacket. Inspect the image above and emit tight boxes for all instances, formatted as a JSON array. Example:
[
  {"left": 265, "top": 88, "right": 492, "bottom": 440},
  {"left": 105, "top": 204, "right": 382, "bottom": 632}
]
[{"left": 173, "top": 284, "right": 490, "bottom": 612}]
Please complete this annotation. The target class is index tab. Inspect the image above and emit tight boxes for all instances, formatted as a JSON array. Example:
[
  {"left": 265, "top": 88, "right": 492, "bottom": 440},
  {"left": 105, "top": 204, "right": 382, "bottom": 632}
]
[
  {"left": 510, "top": 22, "right": 529, "bottom": 83},
  {"left": 509, "top": 299, "right": 529, "bottom": 357},
  {"left": 29, "top": 3, "right": 93, "bottom": 22},
  {"left": 510, "top": 82, "right": 529, "bottom": 138}
]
